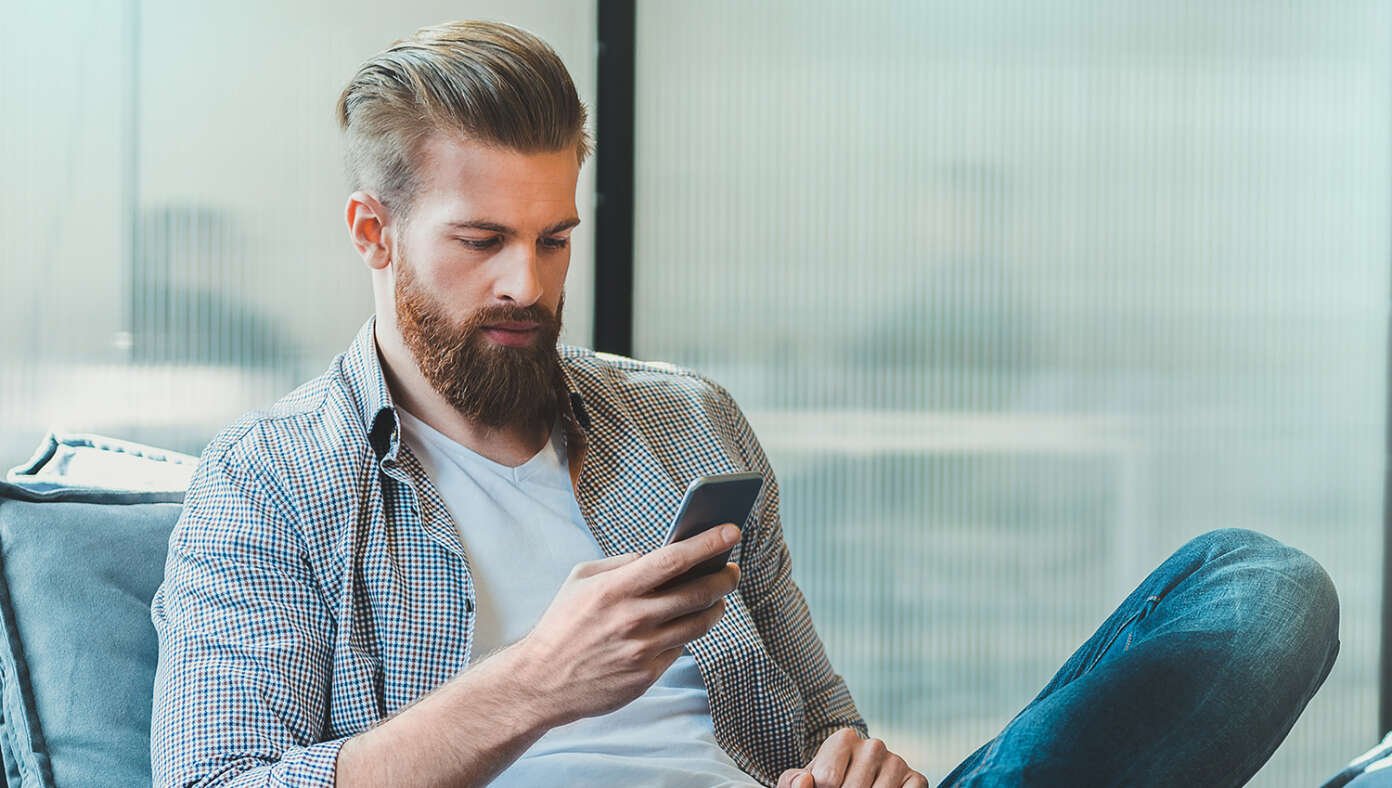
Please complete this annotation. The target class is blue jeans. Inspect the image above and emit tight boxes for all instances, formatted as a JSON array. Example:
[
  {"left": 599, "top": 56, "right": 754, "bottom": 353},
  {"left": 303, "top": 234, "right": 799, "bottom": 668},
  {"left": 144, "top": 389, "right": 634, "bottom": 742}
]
[{"left": 940, "top": 528, "right": 1341, "bottom": 787}]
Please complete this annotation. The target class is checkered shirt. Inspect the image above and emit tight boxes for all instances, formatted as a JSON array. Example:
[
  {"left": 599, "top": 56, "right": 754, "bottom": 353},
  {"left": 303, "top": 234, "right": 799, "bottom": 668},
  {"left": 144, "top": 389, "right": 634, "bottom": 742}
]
[{"left": 150, "top": 317, "right": 866, "bottom": 787}]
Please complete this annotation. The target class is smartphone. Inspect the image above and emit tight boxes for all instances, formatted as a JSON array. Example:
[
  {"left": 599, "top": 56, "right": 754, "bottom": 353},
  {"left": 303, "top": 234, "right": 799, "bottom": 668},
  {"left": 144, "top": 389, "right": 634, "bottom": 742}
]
[{"left": 660, "top": 471, "right": 765, "bottom": 588}]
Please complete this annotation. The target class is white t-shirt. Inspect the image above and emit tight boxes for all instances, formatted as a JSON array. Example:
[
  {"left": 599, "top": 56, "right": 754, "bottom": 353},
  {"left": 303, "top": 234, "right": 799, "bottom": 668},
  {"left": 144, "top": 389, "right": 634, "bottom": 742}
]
[{"left": 396, "top": 407, "right": 760, "bottom": 787}]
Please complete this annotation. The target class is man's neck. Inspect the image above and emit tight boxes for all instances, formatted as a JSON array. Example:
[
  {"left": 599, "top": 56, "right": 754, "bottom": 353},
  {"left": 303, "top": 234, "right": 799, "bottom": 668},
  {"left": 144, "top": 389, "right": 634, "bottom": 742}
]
[{"left": 374, "top": 324, "right": 551, "bottom": 469}]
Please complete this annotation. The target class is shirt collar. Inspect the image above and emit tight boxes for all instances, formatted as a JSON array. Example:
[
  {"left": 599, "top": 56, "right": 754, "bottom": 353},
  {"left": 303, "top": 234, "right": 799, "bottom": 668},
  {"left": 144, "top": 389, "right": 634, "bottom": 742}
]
[
  {"left": 342, "top": 316, "right": 591, "bottom": 466},
  {"left": 342, "top": 317, "right": 401, "bottom": 463}
]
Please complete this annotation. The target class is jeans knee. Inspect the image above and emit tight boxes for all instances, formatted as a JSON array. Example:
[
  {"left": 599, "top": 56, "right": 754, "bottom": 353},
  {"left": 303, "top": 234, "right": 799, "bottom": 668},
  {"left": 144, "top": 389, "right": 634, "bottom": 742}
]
[
  {"left": 1184, "top": 527, "right": 1282, "bottom": 561},
  {"left": 1272, "top": 546, "right": 1339, "bottom": 652},
  {"left": 1283, "top": 547, "right": 1340, "bottom": 660},
  {"left": 1188, "top": 528, "right": 1340, "bottom": 667},
  {"left": 1245, "top": 542, "right": 1341, "bottom": 719}
]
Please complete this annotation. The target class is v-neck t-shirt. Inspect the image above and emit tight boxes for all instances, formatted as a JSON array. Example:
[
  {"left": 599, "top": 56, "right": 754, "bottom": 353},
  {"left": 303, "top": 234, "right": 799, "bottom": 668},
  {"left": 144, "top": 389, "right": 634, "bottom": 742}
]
[{"left": 395, "top": 406, "right": 759, "bottom": 787}]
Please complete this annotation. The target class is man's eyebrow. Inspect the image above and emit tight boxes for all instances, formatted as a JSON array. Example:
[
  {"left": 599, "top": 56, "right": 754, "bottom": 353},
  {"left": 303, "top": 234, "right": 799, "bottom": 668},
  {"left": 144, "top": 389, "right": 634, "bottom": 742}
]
[
  {"left": 446, "top": 217, "right": 581, "bottom": 236},
  {"left": 543, "top": 217, "right": 582, "bottom": 234}
]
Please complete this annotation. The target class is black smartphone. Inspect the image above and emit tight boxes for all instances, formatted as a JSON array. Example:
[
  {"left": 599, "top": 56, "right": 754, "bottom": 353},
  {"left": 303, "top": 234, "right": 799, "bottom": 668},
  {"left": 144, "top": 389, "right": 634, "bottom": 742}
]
[{"left": 659, "top": 471, "right": 765, "bottom": 588}]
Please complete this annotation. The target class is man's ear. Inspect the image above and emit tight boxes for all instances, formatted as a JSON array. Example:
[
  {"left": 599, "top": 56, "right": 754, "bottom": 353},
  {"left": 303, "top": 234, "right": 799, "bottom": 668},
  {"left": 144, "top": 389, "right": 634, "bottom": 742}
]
[{"left": 346, "top": 191, "right": 395, "bottom": 271}]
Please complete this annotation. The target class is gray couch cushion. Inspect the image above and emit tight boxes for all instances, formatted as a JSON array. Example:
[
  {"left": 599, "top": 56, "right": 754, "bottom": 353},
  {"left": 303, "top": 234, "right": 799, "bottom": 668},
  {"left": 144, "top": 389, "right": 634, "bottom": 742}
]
[{"left": 0, "top": 433, "right": 188, "bottom": 787}]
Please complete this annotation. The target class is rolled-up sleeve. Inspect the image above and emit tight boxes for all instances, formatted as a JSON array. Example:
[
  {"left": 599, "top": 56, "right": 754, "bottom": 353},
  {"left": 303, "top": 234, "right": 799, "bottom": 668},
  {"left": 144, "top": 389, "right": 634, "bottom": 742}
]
[
  {"left": 150, "top": 432, "right": 342, "bottom": 787},
  {"left": 712, "top": 385, "right": 869, "bottom": 760}
]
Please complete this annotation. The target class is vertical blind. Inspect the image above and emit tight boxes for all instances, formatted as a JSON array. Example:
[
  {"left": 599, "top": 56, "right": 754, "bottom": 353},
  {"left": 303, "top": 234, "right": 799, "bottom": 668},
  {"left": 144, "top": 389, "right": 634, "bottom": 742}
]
[{"left": 631, "top": 2, "right": 1389, "bottom": 785}]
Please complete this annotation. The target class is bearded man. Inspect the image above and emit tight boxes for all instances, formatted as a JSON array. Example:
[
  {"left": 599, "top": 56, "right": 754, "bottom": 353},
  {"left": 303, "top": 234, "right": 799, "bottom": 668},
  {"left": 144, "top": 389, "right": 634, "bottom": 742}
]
[{"left": 150, "top": 19, "right": 1339, "bottom": 788}]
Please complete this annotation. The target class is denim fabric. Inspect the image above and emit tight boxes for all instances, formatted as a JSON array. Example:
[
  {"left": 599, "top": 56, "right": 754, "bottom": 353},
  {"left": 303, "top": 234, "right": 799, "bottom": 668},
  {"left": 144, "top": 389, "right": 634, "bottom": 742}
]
[{"left": 941, "top": 528, "right": 1340, "bottom": 787}]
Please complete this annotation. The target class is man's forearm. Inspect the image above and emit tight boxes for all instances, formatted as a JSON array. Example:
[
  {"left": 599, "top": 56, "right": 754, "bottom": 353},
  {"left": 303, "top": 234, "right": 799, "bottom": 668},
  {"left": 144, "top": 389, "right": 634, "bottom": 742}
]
[{"left": 335, "top": 643, "right": 559, "bottom": 787}]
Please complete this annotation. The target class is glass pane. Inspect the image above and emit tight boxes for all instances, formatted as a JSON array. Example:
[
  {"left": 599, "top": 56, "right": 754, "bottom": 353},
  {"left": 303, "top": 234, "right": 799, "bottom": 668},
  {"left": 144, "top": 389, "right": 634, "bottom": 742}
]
[
  {"left": 632, "top": 2, "right": 1388, "bottom": 784},
  {"left": 0, "top": 0, "right": 597, "bottom": 460}
]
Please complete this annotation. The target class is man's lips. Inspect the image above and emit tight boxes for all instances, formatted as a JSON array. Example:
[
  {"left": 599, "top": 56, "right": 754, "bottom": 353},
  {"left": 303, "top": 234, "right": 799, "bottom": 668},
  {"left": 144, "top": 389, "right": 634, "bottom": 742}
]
[{"left": 481, "top": 321, "right": 541, "bottom": 347}]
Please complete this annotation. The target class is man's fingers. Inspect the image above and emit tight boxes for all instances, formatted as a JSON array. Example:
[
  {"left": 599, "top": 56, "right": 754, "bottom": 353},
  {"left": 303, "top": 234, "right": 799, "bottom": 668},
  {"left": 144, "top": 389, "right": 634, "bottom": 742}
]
[
  {"left": 801, "top": 729, "right": 923, "bottom": 788},
  {"left": 777, "top": 770, "right": 814, "bottom": 788},
  {"left": 622, "top": 524, "right": 741, "bottom": 591},
  {"left": 651, "top": 596, "right": 727, "bottom": 649},
  {"left": 809, "top": 727, "right": 860, "bottom": 785},
  {"left": 842, "top": 737, "right": 889, "bottom": 787},
  {"left": 634, "top": 562, "right": 739, "bottom": 621},
  {"left": 569, "top": 552, "right": 641, "bottom": 579},
  {"left": 646, "top": 643, "right": 686, "bottom": 677},
  {"left": 870, "top": 752, "right": 911, "bottom": 788}
]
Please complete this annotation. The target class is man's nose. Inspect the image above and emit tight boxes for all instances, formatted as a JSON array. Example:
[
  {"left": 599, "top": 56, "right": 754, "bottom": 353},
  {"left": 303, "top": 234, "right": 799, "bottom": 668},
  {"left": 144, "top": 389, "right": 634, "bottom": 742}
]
[{"left": 494, "top": 246, "right": 544, "bottom": 306}]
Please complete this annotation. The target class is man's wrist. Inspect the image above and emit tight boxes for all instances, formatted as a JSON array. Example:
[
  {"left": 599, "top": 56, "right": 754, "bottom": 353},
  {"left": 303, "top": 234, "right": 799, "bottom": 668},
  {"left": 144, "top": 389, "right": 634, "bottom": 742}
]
[
  {"left": 470, "top": 638, "right": 572, "bottom": 733},
  {"left": 335, "top": 640, "right": 564, "bottom": 786}
]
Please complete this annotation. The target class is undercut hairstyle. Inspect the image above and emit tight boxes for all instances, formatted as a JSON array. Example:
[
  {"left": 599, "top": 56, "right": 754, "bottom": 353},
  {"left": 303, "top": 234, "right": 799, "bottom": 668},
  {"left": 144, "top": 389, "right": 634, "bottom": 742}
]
[{"left": 335, "top": 20, "right": 591, "bottom": 215}]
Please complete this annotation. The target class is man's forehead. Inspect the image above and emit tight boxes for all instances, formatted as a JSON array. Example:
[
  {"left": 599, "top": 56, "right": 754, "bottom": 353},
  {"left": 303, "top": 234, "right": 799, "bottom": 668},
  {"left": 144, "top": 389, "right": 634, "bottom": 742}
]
[
  {"left": 413, "top": 134, "right": 579, "bottom": 224},
  {"left": 417, "top": 134, "right": 577, "bottom": 185}
]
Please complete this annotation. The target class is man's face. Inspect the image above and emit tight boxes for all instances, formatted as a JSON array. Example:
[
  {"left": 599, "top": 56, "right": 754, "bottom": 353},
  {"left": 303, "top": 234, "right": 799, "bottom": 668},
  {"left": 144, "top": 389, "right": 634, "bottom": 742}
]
[{"left": 389, "top": 135, "right": 581, "bottom": 430}]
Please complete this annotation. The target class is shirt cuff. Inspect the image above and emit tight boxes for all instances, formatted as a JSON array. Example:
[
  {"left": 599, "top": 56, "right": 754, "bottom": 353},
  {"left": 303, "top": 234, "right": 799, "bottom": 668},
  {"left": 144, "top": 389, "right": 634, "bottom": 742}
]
[{"left": 234, "top": 736, "right": 351, "bottom": 787}]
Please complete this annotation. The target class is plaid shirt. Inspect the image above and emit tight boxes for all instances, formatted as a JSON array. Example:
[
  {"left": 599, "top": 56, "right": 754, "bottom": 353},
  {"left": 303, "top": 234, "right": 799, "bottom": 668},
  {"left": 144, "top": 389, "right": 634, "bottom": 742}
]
[{"left": 150, "top": 318, "right": 865, "bottom": 787}]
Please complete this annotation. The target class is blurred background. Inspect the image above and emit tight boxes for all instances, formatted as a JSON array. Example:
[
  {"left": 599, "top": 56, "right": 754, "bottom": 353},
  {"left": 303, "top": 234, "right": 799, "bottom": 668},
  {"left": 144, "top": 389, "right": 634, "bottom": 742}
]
[{"left": 1, "top": 1, "right": 1386, "bottom": 785}]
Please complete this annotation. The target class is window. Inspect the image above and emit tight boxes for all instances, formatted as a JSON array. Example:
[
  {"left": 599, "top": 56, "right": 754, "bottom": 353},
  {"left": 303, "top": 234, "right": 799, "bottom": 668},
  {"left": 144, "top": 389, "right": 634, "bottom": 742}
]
[{"left": 631, "top": 2, "right": 1388, "bottom": 783}]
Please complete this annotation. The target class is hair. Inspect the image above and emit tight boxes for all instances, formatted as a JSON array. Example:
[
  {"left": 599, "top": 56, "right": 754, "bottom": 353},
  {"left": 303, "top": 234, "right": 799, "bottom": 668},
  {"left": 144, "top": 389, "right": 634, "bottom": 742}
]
[{"left": 335, "top": 20, "right": 591, "bottom": 215}]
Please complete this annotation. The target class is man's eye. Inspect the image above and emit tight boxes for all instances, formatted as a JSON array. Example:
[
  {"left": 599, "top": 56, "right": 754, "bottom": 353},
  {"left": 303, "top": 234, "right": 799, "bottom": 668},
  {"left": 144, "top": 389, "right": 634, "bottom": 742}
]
[
  {"left": 541, "top": 236, "right": 570, "bottom": 250},
  {"left": 458, "top": 237, "right": 500, "bottom": 251}
]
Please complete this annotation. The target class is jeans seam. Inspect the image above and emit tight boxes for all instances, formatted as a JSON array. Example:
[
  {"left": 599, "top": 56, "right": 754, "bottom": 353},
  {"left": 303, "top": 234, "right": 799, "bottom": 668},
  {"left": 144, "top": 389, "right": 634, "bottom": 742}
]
[
  {"left": 953, "top": 731, "right": 1007, "bottom": 785},
  {"left": 1087, "top": 595, "right": 1160, "bottom": 672}
]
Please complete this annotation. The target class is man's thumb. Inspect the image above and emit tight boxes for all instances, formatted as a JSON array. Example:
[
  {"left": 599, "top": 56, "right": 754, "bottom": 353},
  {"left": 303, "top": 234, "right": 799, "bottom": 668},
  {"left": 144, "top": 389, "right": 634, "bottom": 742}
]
[{"left": 778, "top": 769, "right": 814, "bottom": 788}]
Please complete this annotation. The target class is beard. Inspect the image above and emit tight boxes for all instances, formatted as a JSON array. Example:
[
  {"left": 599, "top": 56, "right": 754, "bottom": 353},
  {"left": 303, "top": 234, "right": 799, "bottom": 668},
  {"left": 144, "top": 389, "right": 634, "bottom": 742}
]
[{"left": 394, "top": 253, "right": 566, "bottom": 433}]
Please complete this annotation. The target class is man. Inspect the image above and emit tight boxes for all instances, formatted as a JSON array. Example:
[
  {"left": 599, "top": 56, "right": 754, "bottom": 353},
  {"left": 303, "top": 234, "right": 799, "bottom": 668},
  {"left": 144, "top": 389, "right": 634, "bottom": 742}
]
[{"left": 151, "top": 20, "right": 1339, "bottom": 788}]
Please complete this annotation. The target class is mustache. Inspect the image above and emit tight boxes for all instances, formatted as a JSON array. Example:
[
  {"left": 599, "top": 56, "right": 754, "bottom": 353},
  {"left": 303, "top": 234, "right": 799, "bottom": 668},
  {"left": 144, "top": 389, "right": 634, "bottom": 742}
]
[{"left": 465, "top": 302, "right": 559, "bottom": 330}]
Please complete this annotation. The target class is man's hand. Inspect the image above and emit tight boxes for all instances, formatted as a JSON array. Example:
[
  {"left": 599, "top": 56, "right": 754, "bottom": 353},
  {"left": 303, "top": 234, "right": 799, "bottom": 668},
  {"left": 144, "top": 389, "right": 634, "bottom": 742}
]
[
  {"left": 778, "top": 728, "right": 930, "bottom": 788},
  {"left": 510, "top": 522, "right": 742, "bottom": 724}
]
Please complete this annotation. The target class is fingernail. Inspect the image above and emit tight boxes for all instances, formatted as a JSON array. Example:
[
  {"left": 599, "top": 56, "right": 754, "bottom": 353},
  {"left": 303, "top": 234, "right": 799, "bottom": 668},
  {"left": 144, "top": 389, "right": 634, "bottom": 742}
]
[{"left": 722, "top": 525, "right": 740, "bottom": 544}]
